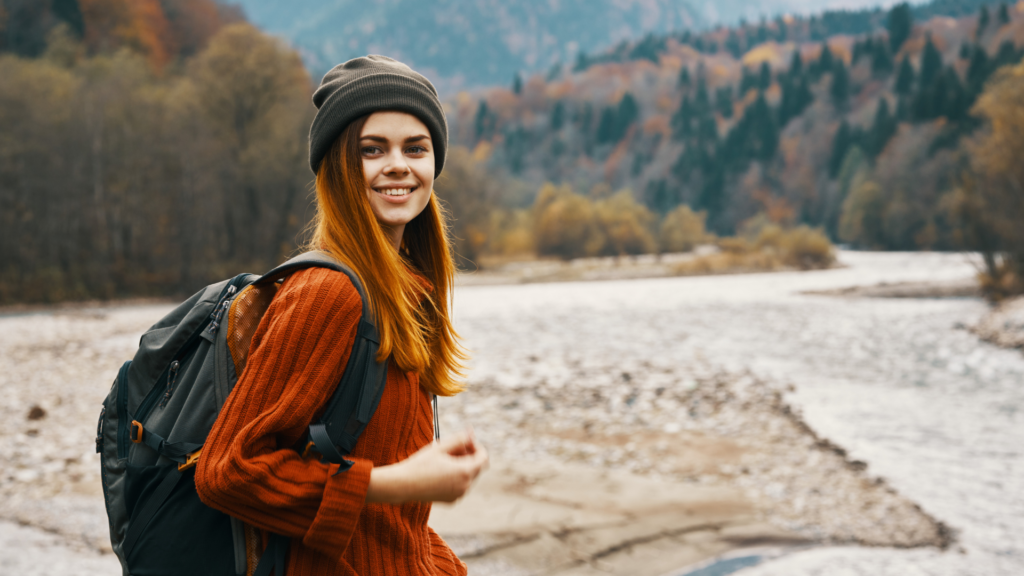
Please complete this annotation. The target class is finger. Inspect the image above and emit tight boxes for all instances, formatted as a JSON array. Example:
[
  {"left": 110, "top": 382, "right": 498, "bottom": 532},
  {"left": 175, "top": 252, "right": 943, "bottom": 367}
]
[{"left": 435, "top": 429, "right": 473, "bottom": 455}]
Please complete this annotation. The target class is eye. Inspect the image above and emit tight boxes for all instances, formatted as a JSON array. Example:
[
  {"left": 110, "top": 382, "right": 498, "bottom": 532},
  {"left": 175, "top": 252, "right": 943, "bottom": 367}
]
[
  {"left": 405, "top": 145, "right": 428, "bottom": 154},
  {"left": 361, "top": 146, "right": 383, "bottom": 156}
]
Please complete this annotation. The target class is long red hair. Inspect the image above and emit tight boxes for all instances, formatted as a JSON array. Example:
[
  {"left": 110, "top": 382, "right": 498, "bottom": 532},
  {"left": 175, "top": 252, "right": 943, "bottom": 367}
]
[{"left": 307, "top": 115, "right": 467, "bottom": 396}]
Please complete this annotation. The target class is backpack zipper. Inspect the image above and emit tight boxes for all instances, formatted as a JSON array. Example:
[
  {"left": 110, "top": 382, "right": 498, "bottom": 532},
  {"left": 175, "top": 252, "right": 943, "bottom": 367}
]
[{"left": 160, "top": 360, "right": 180, "bottom": 407}]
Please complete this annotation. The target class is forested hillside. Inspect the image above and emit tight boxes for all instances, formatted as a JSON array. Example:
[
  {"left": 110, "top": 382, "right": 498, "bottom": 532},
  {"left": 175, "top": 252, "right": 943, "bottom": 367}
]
[
  {"left": 2, "top": 0, "right": 1023, "bottom": 305},
  {"left": 233, "top": 0, "right": 1000, "bottom": 88},
  {"left": 0, "top": 0, "right": 315, "bottom": 303},
  {"left": 448, "top": 1, "right": 1024, "bottom": 263}
]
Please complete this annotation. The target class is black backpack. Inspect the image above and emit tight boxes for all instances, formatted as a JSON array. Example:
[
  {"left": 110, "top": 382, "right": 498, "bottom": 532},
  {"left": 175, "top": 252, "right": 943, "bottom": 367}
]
[{"left": 97, "top": 251, "right": 395, "bottom": 576}]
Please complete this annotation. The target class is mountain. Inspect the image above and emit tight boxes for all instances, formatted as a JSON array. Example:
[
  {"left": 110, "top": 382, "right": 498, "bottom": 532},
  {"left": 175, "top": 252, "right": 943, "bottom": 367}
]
[
  {"left": 443, "top": 0, "right": 1023, "bottom": 252},
  {"left": 232, "top": 0, "right": 918, "bottom": 90}
]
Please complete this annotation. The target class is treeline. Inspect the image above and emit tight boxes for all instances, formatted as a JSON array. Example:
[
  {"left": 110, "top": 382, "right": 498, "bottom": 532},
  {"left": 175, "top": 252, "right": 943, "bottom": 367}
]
[
  {"left": 570, "top": 0, "right": 1000, "bottom": 71},
  {"left": 454, "top": 1, "right": 1024, "bottom": 262},
  {"left": 0, "top": 0, "right": 315, "bottom": 304}
]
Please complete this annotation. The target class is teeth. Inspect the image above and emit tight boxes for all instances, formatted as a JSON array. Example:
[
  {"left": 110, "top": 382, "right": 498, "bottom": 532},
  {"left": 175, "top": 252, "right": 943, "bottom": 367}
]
[{"left": 379, "top": 188, "right": 412, "bottom": 196}]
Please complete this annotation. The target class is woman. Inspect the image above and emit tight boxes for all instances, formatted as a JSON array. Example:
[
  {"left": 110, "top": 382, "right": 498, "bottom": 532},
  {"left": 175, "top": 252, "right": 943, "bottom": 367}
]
[{"left": 196, "top": 55, "right": 487, "bottom": 575}]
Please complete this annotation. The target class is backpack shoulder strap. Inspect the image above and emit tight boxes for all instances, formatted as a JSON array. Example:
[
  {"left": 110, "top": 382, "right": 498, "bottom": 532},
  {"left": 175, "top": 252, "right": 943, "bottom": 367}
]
[
  {"left": 255, "top": 251, "right": 375, "bottom": 325},
  {"left": 259, "top": 252, "right": 388, "bottom": 470}
]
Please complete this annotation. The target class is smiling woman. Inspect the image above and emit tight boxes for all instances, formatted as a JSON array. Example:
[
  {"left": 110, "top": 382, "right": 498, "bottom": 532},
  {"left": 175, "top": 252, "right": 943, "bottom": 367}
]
[
  {"left": 359, "top": 112, "right": 437, "bottom": 248},
  {"left": 194, "top": 56, "right": 483, "bottom": 576}
]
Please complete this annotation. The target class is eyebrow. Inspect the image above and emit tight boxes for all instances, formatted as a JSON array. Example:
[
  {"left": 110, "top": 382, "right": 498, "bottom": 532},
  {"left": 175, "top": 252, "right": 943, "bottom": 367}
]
[{"left": 360, "top": 134, "right": 431, "bottom": 144}]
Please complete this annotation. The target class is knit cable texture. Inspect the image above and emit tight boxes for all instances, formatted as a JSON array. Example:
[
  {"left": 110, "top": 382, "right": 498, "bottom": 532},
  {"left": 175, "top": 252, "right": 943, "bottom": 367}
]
[{"left": 196, "top": 267, "right": 466, "bottom": 575}]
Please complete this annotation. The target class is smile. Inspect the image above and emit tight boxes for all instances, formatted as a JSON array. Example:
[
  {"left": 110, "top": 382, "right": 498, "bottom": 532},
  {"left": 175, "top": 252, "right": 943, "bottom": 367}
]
[{"left": 374, "top": 186, "right": 417, "bottom": 197}]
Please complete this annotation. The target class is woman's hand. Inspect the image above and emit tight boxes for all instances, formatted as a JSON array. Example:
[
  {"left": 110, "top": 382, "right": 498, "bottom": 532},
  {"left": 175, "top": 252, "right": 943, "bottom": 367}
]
[{"left": 366, "top": 429, "right": 488, "bottom": 504}]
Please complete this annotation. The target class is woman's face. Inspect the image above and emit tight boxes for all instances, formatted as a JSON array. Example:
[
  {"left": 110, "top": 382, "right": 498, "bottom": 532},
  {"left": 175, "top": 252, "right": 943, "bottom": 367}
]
[{"left": 359, "top": 111, "right": 434, "bottom": 246}]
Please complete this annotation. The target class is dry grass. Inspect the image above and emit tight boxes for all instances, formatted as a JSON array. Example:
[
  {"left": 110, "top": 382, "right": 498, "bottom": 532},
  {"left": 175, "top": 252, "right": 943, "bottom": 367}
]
[{"left": 673, "top": 225, "right": 836, "bottom": 276}]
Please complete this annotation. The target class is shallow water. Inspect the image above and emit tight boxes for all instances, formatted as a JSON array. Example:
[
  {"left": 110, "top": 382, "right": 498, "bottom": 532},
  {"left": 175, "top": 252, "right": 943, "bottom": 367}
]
[{"left": 455, "top": 251, "right": 1024, "bottom": 575}]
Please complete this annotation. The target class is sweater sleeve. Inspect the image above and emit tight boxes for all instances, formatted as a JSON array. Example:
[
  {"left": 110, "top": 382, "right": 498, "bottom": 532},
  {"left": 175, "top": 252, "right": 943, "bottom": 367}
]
[{"left": 195, "top": 267, "right": 371, "bottom": 560}]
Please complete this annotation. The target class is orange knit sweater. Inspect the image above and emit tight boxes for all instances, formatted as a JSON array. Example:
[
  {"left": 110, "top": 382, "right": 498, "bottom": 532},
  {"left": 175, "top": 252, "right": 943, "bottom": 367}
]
[{"left": 195, "top": 267, "right": 466, "bottom": 576}]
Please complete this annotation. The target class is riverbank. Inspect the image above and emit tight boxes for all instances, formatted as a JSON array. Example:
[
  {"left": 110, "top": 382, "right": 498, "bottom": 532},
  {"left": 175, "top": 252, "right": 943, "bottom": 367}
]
[
  {"left": 2, "top": 251, "right": 1010, "bottom": 575},
  {"left": 972, "top": 295, "right": 1024, "bottom": 351}
]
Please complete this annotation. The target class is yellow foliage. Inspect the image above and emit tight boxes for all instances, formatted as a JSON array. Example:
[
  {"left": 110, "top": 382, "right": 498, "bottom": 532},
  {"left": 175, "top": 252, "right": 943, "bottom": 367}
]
[
  {"left": 838, "top": 180, "right": 885, "bottom": 247},
  {"left": 659, "top": 205, "right": 709, "bottom": 253},
  {"left": 593, "top": 191, "right": 656, "bottom": 256},
  {"left": 533, "top": 186, "right": 605, "bottom": 260}
]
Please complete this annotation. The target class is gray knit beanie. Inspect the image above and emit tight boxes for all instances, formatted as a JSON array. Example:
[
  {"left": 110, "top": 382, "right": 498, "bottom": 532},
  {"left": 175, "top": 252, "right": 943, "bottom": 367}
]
[{"left": 309, "top": 55, "right": 448, "bottom": 177}]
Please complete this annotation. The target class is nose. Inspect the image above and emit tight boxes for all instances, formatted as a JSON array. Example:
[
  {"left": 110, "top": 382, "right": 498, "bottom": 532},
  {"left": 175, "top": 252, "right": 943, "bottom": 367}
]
[{"left": 384, "top": 148, "right": 410, "bottom": 176}]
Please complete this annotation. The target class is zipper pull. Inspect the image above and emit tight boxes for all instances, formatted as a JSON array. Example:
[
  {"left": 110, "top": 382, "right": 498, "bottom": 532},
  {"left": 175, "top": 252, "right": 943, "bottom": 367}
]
[
  {"left": 206, "top": 285, "right": 237, "bottom": 335},
  {"left": 161, "top": 360, "right": 180, "bottom": 407}
]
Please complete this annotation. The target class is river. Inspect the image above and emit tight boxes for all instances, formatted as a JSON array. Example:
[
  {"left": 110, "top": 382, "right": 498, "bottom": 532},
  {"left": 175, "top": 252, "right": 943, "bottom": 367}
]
[
  {"left": 1, "top": 251, "right": 1020, "bottom": 575},
  {"left": 453, "top": 251, "right": 1023, "bottom": 575}
]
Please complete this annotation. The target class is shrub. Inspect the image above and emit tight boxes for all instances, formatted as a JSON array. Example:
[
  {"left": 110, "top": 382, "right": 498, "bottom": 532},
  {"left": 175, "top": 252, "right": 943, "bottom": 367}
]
[
  {"left": 534, "top": 186, "right": 605, "bottom": 260},
  {"left": 659, "top": 204, "right": 710, "bottom": 253},
  {"left": 594, "top": 191, "right": 657, "bottom": 256}
]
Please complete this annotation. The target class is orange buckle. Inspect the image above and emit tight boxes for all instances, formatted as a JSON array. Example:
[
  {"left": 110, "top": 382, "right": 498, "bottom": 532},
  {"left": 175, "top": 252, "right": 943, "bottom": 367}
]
[
  {"left": 301, "top": 441, "right": 316, "bottom": 459},
  {"left": 178, "top": 448, "right": 202, "bottom": 472},
  {"left": 129, "top": 420, "right": 144, "bottom": 443}
]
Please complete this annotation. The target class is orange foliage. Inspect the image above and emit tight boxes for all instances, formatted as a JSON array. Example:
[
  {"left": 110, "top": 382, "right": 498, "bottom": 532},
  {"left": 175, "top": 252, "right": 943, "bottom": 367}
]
[
  {"left": 80, "top": 0, "right": 233, "bottom": 69},
  {"left": 643, "top": 114, "right": 671, "bottom": 138}
]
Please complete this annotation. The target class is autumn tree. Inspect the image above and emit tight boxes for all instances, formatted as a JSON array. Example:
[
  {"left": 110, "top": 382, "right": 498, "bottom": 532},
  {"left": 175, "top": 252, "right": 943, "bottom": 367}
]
[
  {"left": 956, "top": 60, "right": 1024, "bottom": 296},
  {"left": 659, "top": 205, "right": 709, "bottom": 253},
  {"left": 533, "top": 184, "right": 605, "bottom": 260},
  {"left": 188, "top": 23, "right": 313, "bottom": 266}
]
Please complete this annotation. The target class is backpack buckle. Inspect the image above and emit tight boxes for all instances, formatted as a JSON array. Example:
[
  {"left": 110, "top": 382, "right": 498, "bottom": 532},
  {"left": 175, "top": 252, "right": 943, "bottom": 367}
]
[
  {"left": 178, "top": 448, "right": 202, "bottom": 472},
  {"left": 129, "top": 420, "right": 144, "bottom": 443}
]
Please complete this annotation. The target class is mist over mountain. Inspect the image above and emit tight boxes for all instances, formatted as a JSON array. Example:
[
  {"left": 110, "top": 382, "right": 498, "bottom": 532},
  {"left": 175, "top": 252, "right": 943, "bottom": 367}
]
[{"left": 233, "top": 0, "right": 916, "bottom": 90}]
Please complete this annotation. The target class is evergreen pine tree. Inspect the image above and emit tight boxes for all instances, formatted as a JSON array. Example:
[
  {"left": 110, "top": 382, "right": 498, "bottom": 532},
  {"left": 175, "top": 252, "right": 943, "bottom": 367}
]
[
  {"left": 715, "top": 87, "right": 734, "bottom": 119},
  {"left": 726, "top": 30, "right": 743, "bottom": 58},
  {"left": 551, "top": 100, "right": 565, "bottom": 130},
  {"left": 695, "top": 76, "right": 710, "bottom": 111},
  {"left": 943, "top": 67, "right": 969, "bottom": 121},
  {"left": 512, "top": 72, "right": 523, "bottom": 95},
  {"left": 671, "top": 95, "right": 693, "bottom": 140},
  {"left": 869, "top": 98, "right": 896, "bottom": 156},
  {"left": 895, "top": 55, "right": 915, "bottom": 95},
  {"left": 678, "top": 66, "right": 692, "bottom": 88},
  {"left": 751, "top": 93, "right": 779, "bottom": 160},
  {"left": 998, "top": 3, "right": 1011, "bottom": 25},
  {"left": 697, "top": 114, "right": 717, "bottom": 145},
  {"left": 887, "top": 3, "right": 913, "bottom": 53},
  {"left": 831, "top": 59, "right": 850, "bottom": 108},
  {"left": 574, "top": 52, "right": 589, "bottom": 72},
  {"left": 797, "top": 76, "right": 814, "bottom": 111},
  {"left": 596, "top": 107, "right": 617, "bottom": 143},
  {"left": 789, "top": 49, "right": 803, "bottom": 78},
  {"left": 978, "top": 5, "right": 991, "bottom": 37},
  {"left": 960, "top": 42, "right": 972, "bottom": 59},
  {"left": 966, "top": 45, "right": 990, "bottom": 92},
  {"left": 816, "top": 43, "right": 834, "bottom": 79},
  {"left": 919, "top": 35, "right": 942, "bottom": 89},
  {"left": 740, "top": 66, "right": 758, "bottom": 94},
  {"left": 758, "top": 62, "right": 772, "bottom": 91},
  {"left": 618, "top": 92, "right": 639, "bottom": 133},
  {"left": 475, "top": 100, "right": 491, "bottom": 139},
  {"left": 829, "top": 121, "right": 853, "bottom": 177},
  {"left": 871, "top": 40, "right": 894, "bottom": 75},
  {"left": 895, "top": 95, "right": 910, "bottom": 121}
]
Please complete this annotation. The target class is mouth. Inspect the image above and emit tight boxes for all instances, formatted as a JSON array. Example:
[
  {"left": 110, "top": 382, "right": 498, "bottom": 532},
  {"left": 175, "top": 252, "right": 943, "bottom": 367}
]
[{"left": 373, "top": 186, "right": 418, "bottom": 197}]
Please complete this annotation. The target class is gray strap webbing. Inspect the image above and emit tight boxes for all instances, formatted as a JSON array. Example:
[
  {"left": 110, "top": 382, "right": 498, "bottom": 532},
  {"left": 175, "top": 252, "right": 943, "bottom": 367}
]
[{"left": 253, "top": 532, "right": 288, "bottom": 576}]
